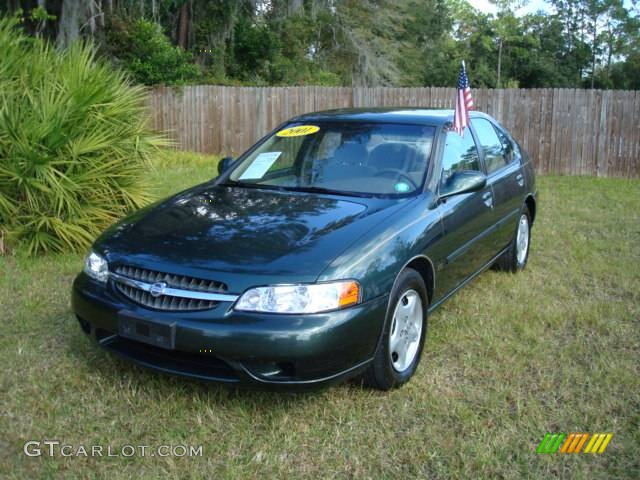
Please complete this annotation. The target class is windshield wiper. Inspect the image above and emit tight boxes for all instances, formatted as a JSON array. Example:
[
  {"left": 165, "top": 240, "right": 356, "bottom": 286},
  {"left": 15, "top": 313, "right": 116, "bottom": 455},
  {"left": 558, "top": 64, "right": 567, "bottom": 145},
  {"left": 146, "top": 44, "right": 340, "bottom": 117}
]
[
  {"left": 221, "top": 182, "right": 376, "bottom": 198},
  {"left": 280, "top": 186, "right": 373, "bottom": 198},
  {"left": 219, "top": 181, "right": 287, "bottom": 192}
]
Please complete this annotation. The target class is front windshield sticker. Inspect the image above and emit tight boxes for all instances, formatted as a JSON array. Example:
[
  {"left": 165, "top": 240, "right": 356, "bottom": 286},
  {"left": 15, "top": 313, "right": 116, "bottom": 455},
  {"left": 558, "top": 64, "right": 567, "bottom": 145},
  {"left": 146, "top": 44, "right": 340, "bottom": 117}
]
[
  {"left": 276, "top": 125, "right": 320, "bottom": 137},
  {"left": 238, "top": 151, "right": 281, "bottom": 180},
  {"left": 394, "top": 182, "right": 411, "bottom": 193}
]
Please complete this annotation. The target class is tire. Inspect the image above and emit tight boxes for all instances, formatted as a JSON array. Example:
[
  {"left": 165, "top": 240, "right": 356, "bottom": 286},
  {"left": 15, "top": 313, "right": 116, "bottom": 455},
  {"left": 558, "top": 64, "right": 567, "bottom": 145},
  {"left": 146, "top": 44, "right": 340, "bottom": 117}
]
[
  {"left": 493, "top": 209, "right": 531, "bottom": 272},
  {"left": 362, "top": 268, "right": 428, "bottom": 390}
]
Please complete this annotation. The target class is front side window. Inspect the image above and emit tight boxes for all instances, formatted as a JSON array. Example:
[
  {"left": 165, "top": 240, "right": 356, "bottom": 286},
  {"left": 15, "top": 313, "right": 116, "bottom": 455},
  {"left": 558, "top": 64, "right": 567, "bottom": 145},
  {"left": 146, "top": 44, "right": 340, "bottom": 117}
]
[
  {"left": 471, "top": 118, "right": 507, "bottom": 174},
  {"left": 228, "top": 122, "right": 436, "bottom": 196},
  {"left": 440, "top": 130, "right": 481, "bottom": 187}
]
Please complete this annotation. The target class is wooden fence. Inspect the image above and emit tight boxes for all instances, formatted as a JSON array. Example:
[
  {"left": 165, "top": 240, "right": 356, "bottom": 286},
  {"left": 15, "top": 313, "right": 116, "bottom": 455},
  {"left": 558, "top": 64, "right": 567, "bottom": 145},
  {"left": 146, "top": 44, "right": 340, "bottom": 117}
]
[{"left": 147, "top": 86, "right": 640, "bottom": 177}]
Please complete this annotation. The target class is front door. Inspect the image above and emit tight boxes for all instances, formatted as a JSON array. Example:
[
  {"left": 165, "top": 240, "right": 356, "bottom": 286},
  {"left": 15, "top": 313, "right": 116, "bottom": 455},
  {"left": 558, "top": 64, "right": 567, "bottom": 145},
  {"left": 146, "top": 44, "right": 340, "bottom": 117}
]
[{"left": 432, "top": 129, "right": 497, "bottom": 299}]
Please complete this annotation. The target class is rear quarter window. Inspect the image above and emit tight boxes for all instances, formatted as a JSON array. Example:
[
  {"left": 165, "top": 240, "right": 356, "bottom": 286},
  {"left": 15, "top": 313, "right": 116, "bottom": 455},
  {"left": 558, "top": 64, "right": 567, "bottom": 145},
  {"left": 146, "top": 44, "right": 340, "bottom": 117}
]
[{"left": 471, "top": 118, "right": 508, "bottom": 174}]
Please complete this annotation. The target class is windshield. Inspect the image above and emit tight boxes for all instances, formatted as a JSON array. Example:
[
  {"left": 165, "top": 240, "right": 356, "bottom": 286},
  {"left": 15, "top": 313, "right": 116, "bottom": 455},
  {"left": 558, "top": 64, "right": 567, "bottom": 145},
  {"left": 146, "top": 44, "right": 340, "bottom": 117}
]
[{"left": 227, "top": 122, "right": 436, "bottom": 196}]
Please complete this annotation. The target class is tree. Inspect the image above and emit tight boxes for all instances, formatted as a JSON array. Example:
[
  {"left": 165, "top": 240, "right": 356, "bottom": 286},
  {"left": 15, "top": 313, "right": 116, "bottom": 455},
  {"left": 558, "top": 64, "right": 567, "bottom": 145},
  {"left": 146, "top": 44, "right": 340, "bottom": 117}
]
[
  {"left": 1, "top": 0, "right": 639, "bottom": 88},
  {"left": 491, "top": 0, "right": 528, "bottom": 88},
  {"left": 105, "top": 17, "right": 201, "bottom": 84},
  {"left": 57, "top": 0, "right": 104, "bottom": 48}
]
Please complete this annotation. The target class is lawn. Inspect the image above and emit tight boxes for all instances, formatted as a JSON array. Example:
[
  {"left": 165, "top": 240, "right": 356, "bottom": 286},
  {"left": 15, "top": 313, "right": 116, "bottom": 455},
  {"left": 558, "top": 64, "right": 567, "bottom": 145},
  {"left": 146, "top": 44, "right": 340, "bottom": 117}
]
[{"left": 1, "top": 152, "right": 638, "bottom": 479}]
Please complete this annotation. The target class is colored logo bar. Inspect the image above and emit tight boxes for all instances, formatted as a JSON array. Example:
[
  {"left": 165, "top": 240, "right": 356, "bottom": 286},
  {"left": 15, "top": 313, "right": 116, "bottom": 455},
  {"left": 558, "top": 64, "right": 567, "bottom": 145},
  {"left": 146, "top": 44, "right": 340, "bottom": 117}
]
[{"left": 538, "top": 433, "right": 613, "bottom": 454}]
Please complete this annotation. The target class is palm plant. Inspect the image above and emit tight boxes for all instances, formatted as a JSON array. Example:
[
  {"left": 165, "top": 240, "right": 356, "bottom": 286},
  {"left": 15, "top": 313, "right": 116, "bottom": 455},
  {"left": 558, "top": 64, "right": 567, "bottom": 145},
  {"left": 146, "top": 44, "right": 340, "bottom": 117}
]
[{"left": 0, "top": 17, "right": 166, "bottom": 255}]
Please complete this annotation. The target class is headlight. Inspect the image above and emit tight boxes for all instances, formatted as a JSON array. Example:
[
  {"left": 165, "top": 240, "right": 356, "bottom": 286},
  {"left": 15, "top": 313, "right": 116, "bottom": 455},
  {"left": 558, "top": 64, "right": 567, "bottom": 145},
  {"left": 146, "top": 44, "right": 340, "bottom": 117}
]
[
  {"left": 83, "top": 250, "right": 109, "bottom": 283},
  {"left": 234, "top": 281, "right": 360, "bottom": 314}
]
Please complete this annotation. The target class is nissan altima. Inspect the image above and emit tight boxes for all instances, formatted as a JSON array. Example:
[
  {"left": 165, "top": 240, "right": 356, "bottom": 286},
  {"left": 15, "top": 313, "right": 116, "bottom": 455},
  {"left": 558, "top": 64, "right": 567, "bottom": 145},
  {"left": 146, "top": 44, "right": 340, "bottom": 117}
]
[{"left": 72, "top": 108, "right": 537, "bottom": 390}]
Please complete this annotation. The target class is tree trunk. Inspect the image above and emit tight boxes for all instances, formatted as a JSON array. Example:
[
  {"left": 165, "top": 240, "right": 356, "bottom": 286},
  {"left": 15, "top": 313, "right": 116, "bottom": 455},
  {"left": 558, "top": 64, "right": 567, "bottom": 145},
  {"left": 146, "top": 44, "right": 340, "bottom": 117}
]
[
  {"left": 177, "top": 1, "right": 189, "bottom": 49},
  {"left": 578, "top": 7, "right": 585, "bottom": 80},
  {"left": 56, "top": 0, "right": 102, "bottom": 49},
  {"left": 288, "top": 0, "right": 304, "bottom": 15},
  {"left": 605, "top": 25, "right": 613, "bottom": 83},
  {"left": 591, "top": 20, "right": 597, "bottom": 89},
  {"left": 6, "top": 0, "right": 19, "bottom": 13},
  {"left": 57, "top": 0, "right": 81, "bottom": 49},
  {"left": 497, "top": 38, "right": 503, "bottom": 88},
  {"left": 35, "top": 0, "right": 47, "bottom": 37}
]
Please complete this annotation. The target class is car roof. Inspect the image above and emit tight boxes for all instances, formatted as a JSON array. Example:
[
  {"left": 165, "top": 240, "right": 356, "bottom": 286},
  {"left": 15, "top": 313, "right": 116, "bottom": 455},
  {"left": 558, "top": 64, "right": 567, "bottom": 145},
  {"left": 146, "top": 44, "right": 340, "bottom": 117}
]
[{"left": 290, "top": 108, "right": 494, "bottom": 126}]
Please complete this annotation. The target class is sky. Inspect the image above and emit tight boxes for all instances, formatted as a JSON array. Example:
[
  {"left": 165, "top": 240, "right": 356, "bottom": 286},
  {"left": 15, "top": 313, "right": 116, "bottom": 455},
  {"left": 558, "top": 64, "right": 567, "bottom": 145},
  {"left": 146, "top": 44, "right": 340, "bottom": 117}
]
[
  {"left": 465, "top": 0, "right": 637, "bottom": 16},
  {"left": 465, "top": 0, "right": 550, "bottom": 16}
]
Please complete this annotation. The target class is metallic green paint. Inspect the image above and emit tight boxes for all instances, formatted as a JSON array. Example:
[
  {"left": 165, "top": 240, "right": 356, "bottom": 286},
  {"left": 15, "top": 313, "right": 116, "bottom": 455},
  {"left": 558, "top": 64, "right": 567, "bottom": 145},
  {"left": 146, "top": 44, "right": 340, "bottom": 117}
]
[
  {"left": 72, "top": 108, "right": 537, "bottom": 388},
  {"left": 439, "top": 170, "right": 487, "bottom": 198}
]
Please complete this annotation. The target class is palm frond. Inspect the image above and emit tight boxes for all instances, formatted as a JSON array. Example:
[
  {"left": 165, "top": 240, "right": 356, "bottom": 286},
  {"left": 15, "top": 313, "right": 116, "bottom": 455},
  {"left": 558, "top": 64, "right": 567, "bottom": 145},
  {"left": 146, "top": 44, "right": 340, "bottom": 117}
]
[{"left": 0, "top": 17, "right": 167, "bottom": 255}]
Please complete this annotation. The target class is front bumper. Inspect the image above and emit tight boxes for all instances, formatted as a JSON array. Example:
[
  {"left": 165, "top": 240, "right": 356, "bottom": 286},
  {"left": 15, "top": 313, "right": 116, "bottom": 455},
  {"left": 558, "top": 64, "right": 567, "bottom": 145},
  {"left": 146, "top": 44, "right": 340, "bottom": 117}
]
[{"left": 72, "top": 273, "right": 387, "bottom": 389}]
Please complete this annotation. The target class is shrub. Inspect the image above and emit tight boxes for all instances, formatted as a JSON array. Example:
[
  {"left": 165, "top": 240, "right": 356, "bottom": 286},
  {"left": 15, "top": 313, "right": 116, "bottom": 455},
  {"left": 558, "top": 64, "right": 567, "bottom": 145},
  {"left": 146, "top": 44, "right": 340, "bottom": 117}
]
[
  {"left": 105, "top": 18, "right": 201, "bottom": 86},
  {"left": 0, "top": 17, "right": 166, "bottom": 255}
]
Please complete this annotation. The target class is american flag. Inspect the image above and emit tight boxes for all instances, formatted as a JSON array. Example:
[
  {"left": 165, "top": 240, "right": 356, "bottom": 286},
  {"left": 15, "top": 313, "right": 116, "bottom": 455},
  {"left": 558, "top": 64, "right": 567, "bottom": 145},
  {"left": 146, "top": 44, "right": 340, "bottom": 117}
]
[{"left": 453, "top": 61, "right": 474, "bottom": 136}]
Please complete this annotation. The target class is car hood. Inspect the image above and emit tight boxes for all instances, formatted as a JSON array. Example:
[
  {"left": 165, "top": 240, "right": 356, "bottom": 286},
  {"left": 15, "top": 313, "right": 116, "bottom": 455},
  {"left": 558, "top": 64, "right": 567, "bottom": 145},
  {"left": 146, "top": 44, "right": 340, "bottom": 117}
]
[{"left": 96, "top": 184, "right": 414, "bottom": 288}]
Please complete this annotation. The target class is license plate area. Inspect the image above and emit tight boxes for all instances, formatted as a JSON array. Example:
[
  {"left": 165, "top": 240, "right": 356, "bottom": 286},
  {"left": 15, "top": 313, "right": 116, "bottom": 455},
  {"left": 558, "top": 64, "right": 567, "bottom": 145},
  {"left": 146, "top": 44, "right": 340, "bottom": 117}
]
[{"left": 118, "top": 311, "right": 176, "bottom": 350}]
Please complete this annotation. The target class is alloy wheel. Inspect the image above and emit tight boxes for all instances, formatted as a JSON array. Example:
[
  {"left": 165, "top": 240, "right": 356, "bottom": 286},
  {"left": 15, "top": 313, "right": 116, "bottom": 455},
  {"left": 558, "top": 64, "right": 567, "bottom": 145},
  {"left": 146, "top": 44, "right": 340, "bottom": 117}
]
[
  {"left": 389, "top": 289, "right": 423, "bottom": 372},
  {"left": 516, "top": 214, "right": 529, "bottom": 266}
]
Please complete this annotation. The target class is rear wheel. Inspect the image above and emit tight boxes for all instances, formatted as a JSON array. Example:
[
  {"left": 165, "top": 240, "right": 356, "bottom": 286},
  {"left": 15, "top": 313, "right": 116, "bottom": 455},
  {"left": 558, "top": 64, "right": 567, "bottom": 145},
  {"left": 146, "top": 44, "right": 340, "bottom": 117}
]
[
  {"left": 362, "top": 268, "right": 428, "bottom": 390},
  {"left": 494, "top": 209, "right": 531, "bottom": 272}
]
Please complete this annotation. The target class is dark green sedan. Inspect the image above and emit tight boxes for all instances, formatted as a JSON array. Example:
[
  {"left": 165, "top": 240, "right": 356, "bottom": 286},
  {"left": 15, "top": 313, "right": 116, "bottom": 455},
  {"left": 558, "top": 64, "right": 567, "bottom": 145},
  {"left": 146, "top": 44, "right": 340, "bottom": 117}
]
[{"left": 72, "top": 108, "right": 537, "bottom": 390}]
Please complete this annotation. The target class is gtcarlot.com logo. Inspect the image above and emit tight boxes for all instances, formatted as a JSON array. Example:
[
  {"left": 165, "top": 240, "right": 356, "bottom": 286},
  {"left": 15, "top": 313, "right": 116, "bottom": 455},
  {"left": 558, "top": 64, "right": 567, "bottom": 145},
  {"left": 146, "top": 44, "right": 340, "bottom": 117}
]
[{"left": 23, "top": 441, "right": 203, "bottom": 458}]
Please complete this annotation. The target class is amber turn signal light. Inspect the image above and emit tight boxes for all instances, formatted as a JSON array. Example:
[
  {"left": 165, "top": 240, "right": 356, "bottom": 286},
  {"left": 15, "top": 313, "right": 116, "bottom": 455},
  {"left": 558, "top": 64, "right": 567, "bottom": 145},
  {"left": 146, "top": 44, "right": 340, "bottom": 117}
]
[{"left": 338, "top": 281, "right": 360, "bottom": 308}]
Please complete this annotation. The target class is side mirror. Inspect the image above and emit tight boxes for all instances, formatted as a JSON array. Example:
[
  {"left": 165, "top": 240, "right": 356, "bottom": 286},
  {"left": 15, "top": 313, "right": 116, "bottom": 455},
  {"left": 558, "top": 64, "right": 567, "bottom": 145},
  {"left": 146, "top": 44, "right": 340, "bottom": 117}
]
[
  {"left": 440, "top": 170, "right": 487, "bottom": 199},
  {"left": 218, "top": 156, "right": 234, "bottom": 175}
]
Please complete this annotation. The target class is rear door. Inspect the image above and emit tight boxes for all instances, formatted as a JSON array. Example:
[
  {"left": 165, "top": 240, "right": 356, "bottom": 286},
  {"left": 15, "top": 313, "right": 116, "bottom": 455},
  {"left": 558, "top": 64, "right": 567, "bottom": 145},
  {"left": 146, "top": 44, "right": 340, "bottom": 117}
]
[
  {"left": 433, "top": 129, "right": 497, "bottom": 298},
  {"left": 470, "top": 117, "right": 524, "bottom": 252}
]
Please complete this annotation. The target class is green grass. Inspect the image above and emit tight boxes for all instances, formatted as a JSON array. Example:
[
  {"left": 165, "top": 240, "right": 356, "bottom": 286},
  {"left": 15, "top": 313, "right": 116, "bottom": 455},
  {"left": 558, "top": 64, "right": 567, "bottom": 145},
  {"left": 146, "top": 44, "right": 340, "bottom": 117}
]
[
  {"left": 151, "top": 151, "right": 221, "bottom": 198},
  {"left": 1, "top": 153, "right": 638, "bottom": 478}
]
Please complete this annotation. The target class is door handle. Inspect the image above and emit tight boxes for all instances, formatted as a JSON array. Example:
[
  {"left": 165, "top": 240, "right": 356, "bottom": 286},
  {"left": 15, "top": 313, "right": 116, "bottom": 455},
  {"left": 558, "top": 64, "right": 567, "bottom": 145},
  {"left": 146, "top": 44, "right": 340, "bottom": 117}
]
[
  {"left": 515, "top": 173, "right": 524, "bottom": 187},
  {"left": 482, "top": 191, "right": 493, "bottom": 208}
]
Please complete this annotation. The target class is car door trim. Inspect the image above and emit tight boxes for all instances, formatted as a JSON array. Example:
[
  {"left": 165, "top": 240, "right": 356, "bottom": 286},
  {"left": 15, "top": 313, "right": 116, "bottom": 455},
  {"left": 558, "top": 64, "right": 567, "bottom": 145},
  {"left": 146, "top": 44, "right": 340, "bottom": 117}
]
[
  {"left": 429, "top": 244, "right": 510, "bottom": 314},
  {"left": 446, "top": 208, "right": 519, "bottom": 264}
]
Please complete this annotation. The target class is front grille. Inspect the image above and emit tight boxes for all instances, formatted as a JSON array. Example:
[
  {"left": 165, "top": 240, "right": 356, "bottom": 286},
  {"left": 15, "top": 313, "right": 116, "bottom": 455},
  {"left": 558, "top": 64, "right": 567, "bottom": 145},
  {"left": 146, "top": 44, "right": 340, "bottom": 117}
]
[{"left": 113, "top": 265, "right": 227, "bottom": 311}]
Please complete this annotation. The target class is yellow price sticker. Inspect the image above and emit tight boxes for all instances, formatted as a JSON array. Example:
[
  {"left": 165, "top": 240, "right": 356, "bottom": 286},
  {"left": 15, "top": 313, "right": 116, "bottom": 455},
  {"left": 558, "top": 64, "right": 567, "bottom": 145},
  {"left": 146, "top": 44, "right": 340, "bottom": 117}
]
[{"left": 276, "top": 125, "right": 320, "bottom": 137}]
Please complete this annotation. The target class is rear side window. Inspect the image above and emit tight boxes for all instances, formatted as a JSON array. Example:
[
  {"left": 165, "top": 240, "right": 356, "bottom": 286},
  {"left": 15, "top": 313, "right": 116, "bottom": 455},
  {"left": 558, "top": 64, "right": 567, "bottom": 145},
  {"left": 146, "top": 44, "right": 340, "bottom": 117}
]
[
  {"left": 440, "top": 130, "right": 481, "bottom": 187},
  {"left": 471, "top": 118, "right": 507, "bottom": 174}
]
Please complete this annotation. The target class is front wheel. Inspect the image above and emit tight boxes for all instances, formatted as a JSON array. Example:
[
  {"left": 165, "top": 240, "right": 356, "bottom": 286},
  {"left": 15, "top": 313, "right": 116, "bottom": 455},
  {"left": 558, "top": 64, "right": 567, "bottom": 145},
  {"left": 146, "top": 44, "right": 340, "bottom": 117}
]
[
  {"left": 362, "top": 268, "right": 428, "bottom": 390},
  {"left": 494, "top": 209, "right": 531, "bottom": 272}
]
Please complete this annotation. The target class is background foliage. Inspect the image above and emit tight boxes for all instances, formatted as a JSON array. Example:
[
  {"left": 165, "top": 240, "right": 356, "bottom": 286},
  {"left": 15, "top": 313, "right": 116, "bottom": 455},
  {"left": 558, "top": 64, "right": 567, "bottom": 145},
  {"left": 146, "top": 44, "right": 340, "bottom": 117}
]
[
  {"left": 0, "top": 17, "right": 165, "bottom": 255},
  {"left": 2, "top": 0, "right": 639, "bottom": 89},
  {"left": 105, "top": 17, "right": 201, "bottom": 85}
]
